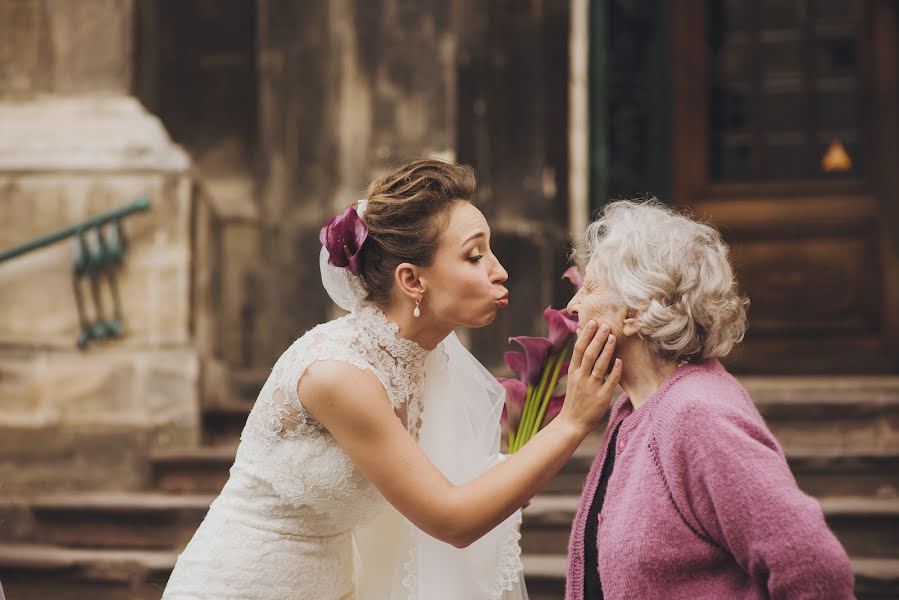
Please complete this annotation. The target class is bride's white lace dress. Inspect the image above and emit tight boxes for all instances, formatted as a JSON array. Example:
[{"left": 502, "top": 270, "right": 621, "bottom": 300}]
[{"left": 162, "top": 304, "right": 522, "bottom": 600}]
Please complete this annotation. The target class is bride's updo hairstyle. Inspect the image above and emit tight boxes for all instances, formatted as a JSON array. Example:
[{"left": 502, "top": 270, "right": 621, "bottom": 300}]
[{"left": 358, "top": 159, "right": 478, "bottom": 306}]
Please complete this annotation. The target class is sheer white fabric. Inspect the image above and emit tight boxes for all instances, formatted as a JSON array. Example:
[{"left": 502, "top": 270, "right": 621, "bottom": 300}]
[{"left": 162, "top": 302, "right": 526, "bottom": 599}]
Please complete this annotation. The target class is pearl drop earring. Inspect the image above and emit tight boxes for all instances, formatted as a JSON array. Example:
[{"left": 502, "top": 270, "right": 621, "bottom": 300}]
[{"left": 413, "top": 297, "right": 422, "bottom": 318}]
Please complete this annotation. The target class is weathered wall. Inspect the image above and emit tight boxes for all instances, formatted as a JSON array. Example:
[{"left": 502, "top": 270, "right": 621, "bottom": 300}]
[
  {"left": 456, "top": 0, "right": 572, "bottom": 368},
  {"left": 0, "top": 0, "right": 200, "bottom": 494},
  {"left": 131, "top": 0, "right": 571, "bottom": 377},
  {"left": 252, "top": 0, "right": 459, "bottom": 367},
  {"left": 251, "top": 0, "right": 571, "bottom": 372},
  {"left": 0, "top": 0, "right": 575, "bottom": 497}
]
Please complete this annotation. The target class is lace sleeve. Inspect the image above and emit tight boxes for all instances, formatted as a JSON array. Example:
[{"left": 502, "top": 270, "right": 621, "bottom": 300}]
[{"left": 260, "top": 330, "right": 399, "bottom": 441}]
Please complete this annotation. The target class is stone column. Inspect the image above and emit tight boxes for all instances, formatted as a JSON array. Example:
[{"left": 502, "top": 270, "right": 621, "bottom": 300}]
[{"left": 0, "top": 0, "right": 199, "bottom": 493}]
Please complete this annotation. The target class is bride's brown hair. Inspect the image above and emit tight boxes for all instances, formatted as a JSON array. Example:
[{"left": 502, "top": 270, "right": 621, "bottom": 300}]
[{"left": 359, "top": 159, "right": 477, "bottom": 306}]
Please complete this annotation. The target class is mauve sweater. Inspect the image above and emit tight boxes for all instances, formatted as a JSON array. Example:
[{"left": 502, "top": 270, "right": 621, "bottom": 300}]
[{"left": 565, "top": 359, "right": 856, "bottom": 600}]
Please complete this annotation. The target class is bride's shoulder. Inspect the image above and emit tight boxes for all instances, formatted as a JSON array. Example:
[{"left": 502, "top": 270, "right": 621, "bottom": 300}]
[
  {"left": 277, "top": 312, "right": 383, "bottom": 386},
  {"left": 290, "top": 312, "right": 360, "bottom": 349},
  {"left": 296, "top": 354, "right": 392, "bottom": 428},
  {"left": 299, "top": 359, "right": 383, "bottom": 398}
]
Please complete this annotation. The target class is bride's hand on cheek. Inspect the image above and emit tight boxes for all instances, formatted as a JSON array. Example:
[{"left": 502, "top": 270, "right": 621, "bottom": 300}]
[{"left": 557, "top": 320, "right": 622, "bottom": 437}]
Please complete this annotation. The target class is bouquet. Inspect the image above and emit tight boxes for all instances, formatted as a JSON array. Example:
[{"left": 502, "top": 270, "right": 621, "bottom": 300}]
[{"left": 499, "top": 266, "right": 584, "bottom": 452}]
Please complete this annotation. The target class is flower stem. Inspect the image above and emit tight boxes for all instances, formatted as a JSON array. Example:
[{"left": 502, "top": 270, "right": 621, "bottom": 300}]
[
  {"left": 514, "top": 347, "right": 563, "bottom": 451},
  {"left": 528, "top": 357, "right": 554, "bottom": 428},
  {"left": 511, "top": 383, "right": 534, "bottom": 453},
  {"left": 530, "top": 349, "right": 568, "bottom": 440}
]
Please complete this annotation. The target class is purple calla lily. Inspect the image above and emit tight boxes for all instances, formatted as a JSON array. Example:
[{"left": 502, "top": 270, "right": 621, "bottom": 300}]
[
  {"left": 540, "top": 394, "right": 566, "bottom": 428},
  {"left": 563, "top": 265, "right": 584, "bottom": 290},
  {"left": 504, "top": 351, "right": 527, "bottom": 380},
  {"left": 319, "top": 205, "right": 369, "bottom": 275},
  {"left": 508, "top": 336, "right": 553, "bottom": 385},
  {"left": 496, "top": 267, "right": 590, "bottom": 453},
  {"left": 498, "top": 377, "right": 526, "bottom": 431},
  {"left": 543, "top": 306, "right": 579, "bottom": 350}
]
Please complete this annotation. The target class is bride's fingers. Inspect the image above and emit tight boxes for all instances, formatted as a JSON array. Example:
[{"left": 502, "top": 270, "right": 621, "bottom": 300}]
[
  {"left": 590, "top": 334, "right": 616, "bottom": 380},
  {"left": 579, "top": 325, "right": 610, "bottom": 378},
  {"left": 570, "top": 321, "right": 596, "bottom": 370},
  {"left": 601, "top": 358, "right": 623, "bottom": 393}
]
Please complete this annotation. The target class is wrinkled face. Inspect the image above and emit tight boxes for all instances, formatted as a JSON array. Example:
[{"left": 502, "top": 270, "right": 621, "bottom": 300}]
[
  {"left": 566, "top": 259, "right": 627, "bottom": 338},
  {"left": 418, "top": 202, "right": 509, "bottom": 328}
]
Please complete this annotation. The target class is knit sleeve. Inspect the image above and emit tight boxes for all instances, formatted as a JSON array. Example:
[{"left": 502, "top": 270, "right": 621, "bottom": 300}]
[{"left": 650, "top": 381, "right": 855, "bottom": 600}]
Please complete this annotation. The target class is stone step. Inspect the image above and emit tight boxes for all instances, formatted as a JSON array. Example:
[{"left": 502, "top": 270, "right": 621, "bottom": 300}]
[
  {"left": 201, "top": 403, "right": 251, "bottom": 446},
  {"left": 821, "top": 496, "right": 899, "bottom": 559},
  {"left": 230, "top": 367, "right": 271, "bottom": 404},
  {"left": 147, "top": 433, "right": 605, "bottom": 495},
  {"left": 786, "top": 450, "right": 899, "bottom": 498},
  {"left": 29, "top": 493, "right": 213, "bottom": 550},
  {"left": 150, "top": 445, "right": 235, "bottom": 494},
  {"left": 854, "top": 557, "right": 899, "bottom": 600},
  {"left": 520, "top": 553, "right": 566, "bottom": 600},
  {"left": 546, "top": 433, "right": 899, "bottom": 497},
  {"left": 201, "top": 364, "right": 271, "bottom": 411},
  {"left": 744, "top": 376, "right": 899, "bottom": 453},
  {"left": 198, "top": 376, "right": 899, "bottom": 452},
  {"left": 521, "top": 495, "right": 579, "bottom": 556},
  {"left": 521, "top": 495, "right": 899, "bottom": 559},
  {"left": 0, "top": 543, "right": 569, "bottom": 600},
  {"left": 148, "top": 442, "right": 607, "bottom": 496},
  {"left": 519, "top": 554, "right": 899, "bottom": 600},
  {"left": 2, "top": 541, "right": 895, "bottom": 599},
  {"left": 27, "top": 489, "right": 899, "bottom": 560},
  {"left": 0, "top": 543, "right": 175, "bottom": 600},
  {"left": 149, "top": 439, "right": 899, "bottom": 501}
]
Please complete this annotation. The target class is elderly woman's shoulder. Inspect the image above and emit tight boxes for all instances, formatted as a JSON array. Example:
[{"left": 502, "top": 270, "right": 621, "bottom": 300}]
[
  {"left": 655, "top": 359, "right": 761, "bottom": 427},
  {"left": 651, "top": 360, "right": 785, "bottom": 463}
]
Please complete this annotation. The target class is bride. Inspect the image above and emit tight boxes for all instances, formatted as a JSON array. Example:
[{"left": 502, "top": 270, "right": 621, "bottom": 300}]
[{"left": 162, "top": 159, "right": 621, "bottom": 599}]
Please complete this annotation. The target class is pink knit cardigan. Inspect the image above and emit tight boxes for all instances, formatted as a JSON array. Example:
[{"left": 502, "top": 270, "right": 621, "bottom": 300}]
[{"left": 565, "top": 359, "right": 855, "bottom": 599}]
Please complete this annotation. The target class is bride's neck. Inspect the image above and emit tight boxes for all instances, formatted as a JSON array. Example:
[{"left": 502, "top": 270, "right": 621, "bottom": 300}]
[{"left": 381, "top": 302, "right": 454, "bottom": 351}]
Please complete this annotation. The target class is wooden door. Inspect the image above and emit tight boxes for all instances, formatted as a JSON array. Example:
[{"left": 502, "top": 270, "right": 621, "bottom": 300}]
[{"left": 672, "top": 0, "right": 898, "bottom": 373}]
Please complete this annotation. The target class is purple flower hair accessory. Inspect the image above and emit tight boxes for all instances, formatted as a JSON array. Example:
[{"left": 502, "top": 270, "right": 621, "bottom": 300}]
[{"left": 319, "top": 204, "right": 369, "bottom": 276}]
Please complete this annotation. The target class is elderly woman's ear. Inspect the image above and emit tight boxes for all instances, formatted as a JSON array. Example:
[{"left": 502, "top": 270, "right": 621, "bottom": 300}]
[{"left": 622, "top": 307, "right": 639, "bottom": 338}]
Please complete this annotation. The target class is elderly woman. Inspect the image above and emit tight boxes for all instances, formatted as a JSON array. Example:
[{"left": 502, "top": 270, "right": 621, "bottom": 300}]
[{"left": 564, "top": 200, "right": 855, "bottom": 599}]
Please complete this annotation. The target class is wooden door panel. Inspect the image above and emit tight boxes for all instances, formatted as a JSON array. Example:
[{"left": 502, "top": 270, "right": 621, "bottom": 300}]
[
  {"left": 673, "top": 0, "right": 898, "bottom": 373},
  {"left": 730, "top": 234, "right": 880, "bottom": 335}
]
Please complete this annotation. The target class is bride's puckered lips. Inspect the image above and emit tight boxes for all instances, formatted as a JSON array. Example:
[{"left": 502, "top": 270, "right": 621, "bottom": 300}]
[{"left": 496, "top": 291, "right": 510, "bottom": 308}]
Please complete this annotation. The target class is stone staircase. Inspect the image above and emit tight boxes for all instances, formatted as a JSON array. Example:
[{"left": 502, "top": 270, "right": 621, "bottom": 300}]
[{"left": 2, "top": 374, "right": 899, "bottom": 599}]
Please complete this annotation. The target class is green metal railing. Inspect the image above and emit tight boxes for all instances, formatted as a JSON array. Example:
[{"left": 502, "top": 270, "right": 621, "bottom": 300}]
[{"left": 0, "top": 196, "right": 151, "bottom": 348}]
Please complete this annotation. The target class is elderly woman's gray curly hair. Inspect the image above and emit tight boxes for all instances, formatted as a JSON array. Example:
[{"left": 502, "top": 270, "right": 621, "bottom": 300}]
[{"left": 575, "top": 199, "right": 749, "bottom": 363}]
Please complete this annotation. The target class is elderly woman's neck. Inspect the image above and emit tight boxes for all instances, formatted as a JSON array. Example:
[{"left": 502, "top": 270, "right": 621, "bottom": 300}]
[{"left": 618, "top": 345, "right": 679, "bottom": 410}]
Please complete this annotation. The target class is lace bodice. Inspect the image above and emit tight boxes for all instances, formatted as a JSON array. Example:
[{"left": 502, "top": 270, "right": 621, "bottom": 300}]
[
  {"left": 226, "top": 304, "right": 431, "bottom": 536},
  {"left": 163, "top": 303, "right": 526, "bottom": 600}
]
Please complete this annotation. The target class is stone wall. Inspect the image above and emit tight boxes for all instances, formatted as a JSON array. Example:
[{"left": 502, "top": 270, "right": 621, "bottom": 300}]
[
  {"left": 132, "top": 0, "right": 572, "bottom": 376},
  {"left": 248, "top": 0, "right": 571, "bottom": 372},
  {"left": 0, "top": 0, "right": 200, "bottom": 494},
  {"left": 456, "top": 0, "right": 573, "bottom": 368},
  {"left": 0, "top": 0, "right": 574, "bottom": 493},
  {"left": 251, "top": 0, "right": 461, "bottom": 366}
]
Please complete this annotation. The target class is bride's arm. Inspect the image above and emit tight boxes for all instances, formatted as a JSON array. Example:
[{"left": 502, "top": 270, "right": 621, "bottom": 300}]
[{"left": 300, "top": 321, "right": 620, "bottom": 548}]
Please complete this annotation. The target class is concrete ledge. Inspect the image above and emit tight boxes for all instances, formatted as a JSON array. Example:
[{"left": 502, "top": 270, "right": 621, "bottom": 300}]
[{"left": 0, "top": 97, "right": 189, "bottom": 172}]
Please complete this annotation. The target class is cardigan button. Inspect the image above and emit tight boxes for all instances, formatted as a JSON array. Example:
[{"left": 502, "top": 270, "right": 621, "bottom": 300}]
[{"left": 618, "top": 439, "right": 625, "bottom": 452}]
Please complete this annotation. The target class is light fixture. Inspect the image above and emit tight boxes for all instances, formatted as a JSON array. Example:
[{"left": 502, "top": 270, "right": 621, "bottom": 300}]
[{"left": 821, "top": 139, "right": 852, "bottom": 172}]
